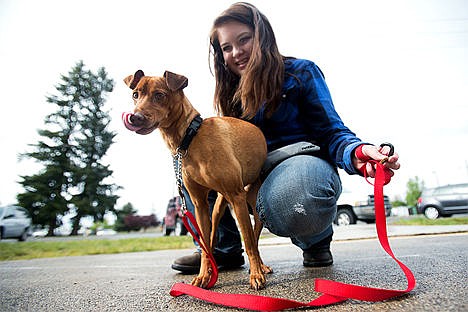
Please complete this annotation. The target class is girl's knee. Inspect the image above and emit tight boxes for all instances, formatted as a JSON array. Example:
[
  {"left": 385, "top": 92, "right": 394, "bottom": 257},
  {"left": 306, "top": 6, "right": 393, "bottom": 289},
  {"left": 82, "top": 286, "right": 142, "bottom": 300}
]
[
  {"left": 258, "top": 190, "right": 336, "bottom": 237},
  {"left": 256, "top": 156, "right": 341, "bottom": 238}
]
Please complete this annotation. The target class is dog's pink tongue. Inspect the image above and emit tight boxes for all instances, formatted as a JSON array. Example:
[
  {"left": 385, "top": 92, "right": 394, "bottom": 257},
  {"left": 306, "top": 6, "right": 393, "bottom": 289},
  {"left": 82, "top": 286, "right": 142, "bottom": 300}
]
[{"left": 122, "top": 112, "right": 143, "bottom": 132}]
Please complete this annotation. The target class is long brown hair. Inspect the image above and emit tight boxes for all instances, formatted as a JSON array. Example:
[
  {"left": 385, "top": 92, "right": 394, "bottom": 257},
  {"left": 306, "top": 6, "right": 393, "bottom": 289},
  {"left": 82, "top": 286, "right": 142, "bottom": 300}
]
[{"left": 209, "top": 2, "right": 284, "bottom": 119}]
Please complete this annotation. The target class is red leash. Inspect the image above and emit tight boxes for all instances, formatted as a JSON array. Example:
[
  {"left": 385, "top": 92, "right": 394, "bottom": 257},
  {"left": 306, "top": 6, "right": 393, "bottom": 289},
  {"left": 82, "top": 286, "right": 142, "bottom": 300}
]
[
  {"left": 179, "top": 208, "right": 218, "bottom": 289},
  {"left": 170, "top": 160, "right": 416, "bottom": 310}
]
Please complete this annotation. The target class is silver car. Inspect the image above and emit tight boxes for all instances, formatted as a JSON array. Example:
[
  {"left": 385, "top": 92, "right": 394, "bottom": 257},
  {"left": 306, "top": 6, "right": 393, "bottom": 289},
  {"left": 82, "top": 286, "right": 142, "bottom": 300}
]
[
  {"left": 0, "top": 205, "right": 32, "bottom": 241},
  {"left": 417, "top": 183, "right": 468, "bottom": 219}
]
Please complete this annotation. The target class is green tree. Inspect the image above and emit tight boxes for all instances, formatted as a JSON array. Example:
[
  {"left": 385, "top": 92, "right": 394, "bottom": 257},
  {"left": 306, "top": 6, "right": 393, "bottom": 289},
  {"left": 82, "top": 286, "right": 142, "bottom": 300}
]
[
  {"left": 114, "top": 203, "right": 138, "bottom": 232},
  {"left": 406, "top": 176, "right": 424, "bottom": 208},
  {"left": 17, "top": 69, "right": 79, "bottom": 235},
  {"left": 69, "top": 64, "right": 119, "bottom": 235},
  {"left": 17, "top": 168, "right": 70, "bottom": 236},
  {"left": 17, "top": 61, "right": 120, "bottom": 236},
  {"left": 391, "top": 194, "right": 407, "bottom": 207}
]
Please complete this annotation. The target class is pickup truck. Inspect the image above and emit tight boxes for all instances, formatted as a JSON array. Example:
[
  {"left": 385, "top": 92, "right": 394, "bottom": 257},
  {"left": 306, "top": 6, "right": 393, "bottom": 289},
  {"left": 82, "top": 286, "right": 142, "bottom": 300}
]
[{"left": 334, "top": 189, "right": 392, "bottom": 226}]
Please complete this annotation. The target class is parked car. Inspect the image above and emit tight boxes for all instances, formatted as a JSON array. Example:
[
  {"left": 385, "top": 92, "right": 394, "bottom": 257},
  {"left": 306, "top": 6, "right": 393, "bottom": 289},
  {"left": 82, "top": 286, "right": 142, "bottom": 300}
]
[
  {"left": 0, "top": 205, "right": 32, "bottom": 241},
  {"left": 417, "top": 183, "right": 468, "bottom": 219},
  {"left": 32, "top": 228, "right": 48, "bottom": 237},
  {"left": 334, "top": 189, "right": 392, "bottom": 226},
  {"left": 96, "top": 228, "right": 117, "bottom": 236},
  {"left": 162, "top": 196, "right": 188, "bottom": 236}
]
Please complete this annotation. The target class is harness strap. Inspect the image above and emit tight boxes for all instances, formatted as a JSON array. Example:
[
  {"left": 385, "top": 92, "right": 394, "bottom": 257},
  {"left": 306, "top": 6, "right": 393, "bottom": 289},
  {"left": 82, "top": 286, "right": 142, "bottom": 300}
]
[{"left": 170, "top": 159, "right": 416, "bottom": 311}]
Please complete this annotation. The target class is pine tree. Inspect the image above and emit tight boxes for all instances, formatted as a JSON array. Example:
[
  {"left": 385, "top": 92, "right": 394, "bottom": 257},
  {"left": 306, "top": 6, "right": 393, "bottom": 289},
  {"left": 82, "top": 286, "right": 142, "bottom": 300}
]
[
  {"left": 17, "top": 67, "right": 79, "bottom": 235},
  {"left": 69, "top": 65, "right": 119, "bottom": 234},
  {"left": 17, "top": 61, "right": 119, "bottom": 236}
]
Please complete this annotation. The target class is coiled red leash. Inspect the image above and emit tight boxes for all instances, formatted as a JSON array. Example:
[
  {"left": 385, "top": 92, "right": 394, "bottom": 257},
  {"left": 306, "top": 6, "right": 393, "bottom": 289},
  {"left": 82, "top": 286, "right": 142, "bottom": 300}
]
[{"left": 170, "top": 144, "right": 416, "bottom": 310}]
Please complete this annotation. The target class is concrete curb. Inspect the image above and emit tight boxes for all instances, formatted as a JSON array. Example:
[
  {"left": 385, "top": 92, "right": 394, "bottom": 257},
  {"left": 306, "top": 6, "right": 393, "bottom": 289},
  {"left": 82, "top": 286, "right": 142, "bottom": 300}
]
[{"left": 259, "top": 224, "right": 468, "bottom": 246}]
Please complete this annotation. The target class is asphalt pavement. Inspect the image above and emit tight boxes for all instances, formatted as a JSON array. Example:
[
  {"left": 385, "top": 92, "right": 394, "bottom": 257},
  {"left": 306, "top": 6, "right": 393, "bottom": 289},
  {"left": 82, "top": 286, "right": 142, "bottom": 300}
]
[{"left": 1, "top": 224, "right": 467, "bottom": 312}]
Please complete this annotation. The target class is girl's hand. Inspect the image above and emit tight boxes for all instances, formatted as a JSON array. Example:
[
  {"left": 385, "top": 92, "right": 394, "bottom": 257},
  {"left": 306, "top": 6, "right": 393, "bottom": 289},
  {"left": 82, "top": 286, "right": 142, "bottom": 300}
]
[{"left": 353, "top": 144, "right": 400, "bottom": 178}]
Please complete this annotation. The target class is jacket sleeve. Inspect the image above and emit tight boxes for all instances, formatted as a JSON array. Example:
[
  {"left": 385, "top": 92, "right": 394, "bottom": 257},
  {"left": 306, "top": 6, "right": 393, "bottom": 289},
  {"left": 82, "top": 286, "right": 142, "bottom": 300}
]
[{"left": 300, "top": 61, "right": 364, "bottom": 175}]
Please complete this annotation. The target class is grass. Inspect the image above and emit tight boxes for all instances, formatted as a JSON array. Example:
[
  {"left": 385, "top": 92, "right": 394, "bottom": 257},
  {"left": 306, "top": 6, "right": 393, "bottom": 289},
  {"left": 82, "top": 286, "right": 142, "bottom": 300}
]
[
  {"left": 0, "top": 235, "right": 193, "bottom": 261},
  {"left": 1, "top": 216, "right": 467, "bottom": 261},
  {"left": 391, "top": 216, "right": 468, "bottom": 226}
]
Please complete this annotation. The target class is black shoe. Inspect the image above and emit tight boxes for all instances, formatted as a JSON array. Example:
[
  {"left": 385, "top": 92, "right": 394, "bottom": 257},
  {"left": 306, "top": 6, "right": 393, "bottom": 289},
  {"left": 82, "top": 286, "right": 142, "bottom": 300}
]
[
  {"left": 303, "top": 234, "right": 333, "bottom": 267},
  {"left": 303, "top": 248, "right": 333, "bottom": 267},
  {"left": 171, "top": 251, "right": 245, "bottom": 274}
]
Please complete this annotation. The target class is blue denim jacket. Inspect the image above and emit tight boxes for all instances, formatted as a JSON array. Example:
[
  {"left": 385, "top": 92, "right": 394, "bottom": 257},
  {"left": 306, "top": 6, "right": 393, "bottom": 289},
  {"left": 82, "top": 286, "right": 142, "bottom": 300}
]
[{"left": 250, "top": 58, "right": 363, "bottom": 175}]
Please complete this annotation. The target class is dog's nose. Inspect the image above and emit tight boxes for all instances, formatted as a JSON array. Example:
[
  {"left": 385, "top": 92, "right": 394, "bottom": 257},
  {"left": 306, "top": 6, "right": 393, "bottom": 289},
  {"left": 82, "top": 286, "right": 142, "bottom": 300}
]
[{"left": 129, "top": 112, "right": 145, "bottom": 126}]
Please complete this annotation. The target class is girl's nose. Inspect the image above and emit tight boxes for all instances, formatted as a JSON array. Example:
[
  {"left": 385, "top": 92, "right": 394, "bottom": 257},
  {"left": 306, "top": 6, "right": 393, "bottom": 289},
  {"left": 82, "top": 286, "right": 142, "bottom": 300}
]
[{"left": 232, "top": 45, "right": 244, "bottom": 58}]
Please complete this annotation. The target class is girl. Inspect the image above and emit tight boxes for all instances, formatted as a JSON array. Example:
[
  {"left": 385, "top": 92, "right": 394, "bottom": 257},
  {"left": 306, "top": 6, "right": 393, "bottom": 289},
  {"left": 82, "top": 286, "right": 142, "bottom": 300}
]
[{"left": 172, "top": 2, "right": 399, "bottom": 273}]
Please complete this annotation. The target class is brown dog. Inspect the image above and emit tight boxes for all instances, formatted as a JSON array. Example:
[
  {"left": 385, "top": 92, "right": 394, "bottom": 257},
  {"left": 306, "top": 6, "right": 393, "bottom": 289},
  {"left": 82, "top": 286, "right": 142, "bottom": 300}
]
[{"left": 122, "top": 70, "right": 271, "bottom": 290}]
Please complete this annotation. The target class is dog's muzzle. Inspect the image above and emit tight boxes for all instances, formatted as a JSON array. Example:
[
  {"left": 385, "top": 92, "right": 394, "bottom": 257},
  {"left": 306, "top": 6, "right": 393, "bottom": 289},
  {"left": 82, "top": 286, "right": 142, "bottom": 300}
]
[
  {"left": 122, "top": 112, "right": 144, "bottom": 132},
  {"left": 122, "top": 112, "right": 158, "bottom": 135}
]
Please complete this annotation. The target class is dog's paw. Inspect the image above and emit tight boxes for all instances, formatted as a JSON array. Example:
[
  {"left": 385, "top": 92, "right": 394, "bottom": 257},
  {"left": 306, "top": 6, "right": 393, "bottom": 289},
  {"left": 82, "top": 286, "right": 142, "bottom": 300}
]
[
  {"left": 249, "top": 272, "right": 266, "bottom": 290},
  {"left": 191, "top": 272, "right": 212, "bottom": 289},
  {"left": 261, "top": 264, "right": 273, "bottom": 274},
  {"left": 190, "top": 276, "right": 203, "bottom": 288}
]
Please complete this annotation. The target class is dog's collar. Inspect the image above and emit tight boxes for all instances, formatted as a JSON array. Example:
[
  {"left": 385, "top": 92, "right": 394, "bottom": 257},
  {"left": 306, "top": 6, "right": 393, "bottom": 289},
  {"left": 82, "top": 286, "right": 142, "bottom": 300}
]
[{"left": 177, "top": 115, "right": 203, "bottom": 154}]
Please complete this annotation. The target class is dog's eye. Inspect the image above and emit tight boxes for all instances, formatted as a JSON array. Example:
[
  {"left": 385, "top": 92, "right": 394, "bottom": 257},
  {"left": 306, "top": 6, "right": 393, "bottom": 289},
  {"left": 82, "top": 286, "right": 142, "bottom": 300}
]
[
  {"left": 132, "top": 91, "right": 139, "bottom": 99},
  {"left": 154, "top": 92, "right": 165, "bottom": 101}
]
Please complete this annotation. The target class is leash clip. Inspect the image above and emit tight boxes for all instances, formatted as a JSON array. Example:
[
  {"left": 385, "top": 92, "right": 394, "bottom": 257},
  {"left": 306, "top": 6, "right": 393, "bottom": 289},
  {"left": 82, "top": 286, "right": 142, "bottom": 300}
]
[{"left": 175, "top": 147, "right": 188, "bottom": 158}]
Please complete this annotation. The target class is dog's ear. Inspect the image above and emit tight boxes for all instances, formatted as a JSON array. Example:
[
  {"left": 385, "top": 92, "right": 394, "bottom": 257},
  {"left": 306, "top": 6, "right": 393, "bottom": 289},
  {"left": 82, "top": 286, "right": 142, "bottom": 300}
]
[
  {"left": 124, "top": 70, "right": 145, "bottom": 89},
  {"left": 164, "top": 71, "right": 188, "bottom": 91}
]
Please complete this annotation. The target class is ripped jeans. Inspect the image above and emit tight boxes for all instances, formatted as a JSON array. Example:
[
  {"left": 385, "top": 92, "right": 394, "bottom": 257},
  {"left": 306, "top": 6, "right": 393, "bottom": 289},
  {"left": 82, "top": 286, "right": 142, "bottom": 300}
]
[
  {"left": 184, "top": 155, "right": 341, "bottom": 254},
  {"left": 257, "top": 155, "right": 341, "bottom": 250}
]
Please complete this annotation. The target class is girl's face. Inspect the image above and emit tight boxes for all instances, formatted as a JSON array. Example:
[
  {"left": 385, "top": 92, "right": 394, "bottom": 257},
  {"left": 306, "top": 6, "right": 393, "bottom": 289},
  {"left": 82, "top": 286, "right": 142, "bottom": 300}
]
[{"left": 216, "top": 21, "right": 254, "bottom": 77}]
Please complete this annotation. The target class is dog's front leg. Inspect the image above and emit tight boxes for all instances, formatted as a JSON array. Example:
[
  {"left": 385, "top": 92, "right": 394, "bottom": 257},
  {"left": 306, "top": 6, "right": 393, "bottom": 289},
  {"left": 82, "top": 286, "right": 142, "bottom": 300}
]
[{"left": 187, "top": 187, "right": 213, "bottom": 289}]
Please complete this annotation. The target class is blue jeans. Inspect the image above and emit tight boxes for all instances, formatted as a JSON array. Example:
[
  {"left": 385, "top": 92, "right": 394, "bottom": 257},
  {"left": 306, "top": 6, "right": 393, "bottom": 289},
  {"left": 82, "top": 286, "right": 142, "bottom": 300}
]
[{"left": 184, "top": 155, "right": 341, "bottom": 253}]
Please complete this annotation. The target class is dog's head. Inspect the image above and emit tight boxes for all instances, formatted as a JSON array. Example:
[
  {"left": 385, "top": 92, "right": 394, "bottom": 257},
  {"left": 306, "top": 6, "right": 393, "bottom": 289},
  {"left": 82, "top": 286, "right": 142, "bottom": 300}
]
[{"left": 122, "top": 70, "right": 188, "bottom": 135}]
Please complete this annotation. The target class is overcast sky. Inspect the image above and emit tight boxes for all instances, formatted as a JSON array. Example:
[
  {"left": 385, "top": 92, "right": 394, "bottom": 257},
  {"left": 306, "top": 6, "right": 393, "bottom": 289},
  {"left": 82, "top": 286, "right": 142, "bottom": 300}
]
[{"left": 1, "top": 0, "right": 467, "bottom": 220}]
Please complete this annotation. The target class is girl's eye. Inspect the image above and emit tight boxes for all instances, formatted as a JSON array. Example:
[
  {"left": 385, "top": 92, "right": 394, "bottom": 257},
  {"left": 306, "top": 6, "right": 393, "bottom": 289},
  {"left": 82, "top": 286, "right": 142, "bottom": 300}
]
[
  {"left": 239, "top": 36, "right": 251, "bottom": 44},
  {"left": 222, "top": 45, "right": 232, "bottom": 53},
  {"left": 132, "top": 91, "right": 138, "bottom": 99}
]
